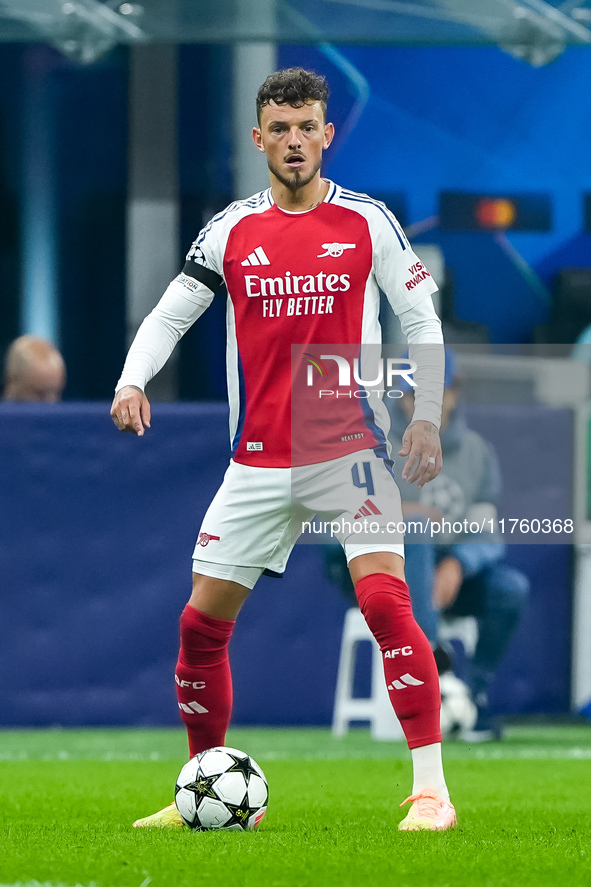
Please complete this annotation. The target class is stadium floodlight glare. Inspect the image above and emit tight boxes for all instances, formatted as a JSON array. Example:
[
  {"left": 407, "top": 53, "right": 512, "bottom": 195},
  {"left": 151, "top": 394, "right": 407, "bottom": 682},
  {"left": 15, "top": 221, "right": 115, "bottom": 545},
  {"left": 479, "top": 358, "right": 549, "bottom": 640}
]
[
  {"left": 571, "top": 5, "right": 591, "bottom": 22},
  {"left": 0, "top": 0, "right": 145, "bottom": 63},
  {"left": 434, "top": 0, "right": 591, "bottom": 65},
  {"left": 318, "top": 0, "right": 590, "bottom": 64},
  {"left": 0, "top": 0, "right": 589, "bottom": 64}
]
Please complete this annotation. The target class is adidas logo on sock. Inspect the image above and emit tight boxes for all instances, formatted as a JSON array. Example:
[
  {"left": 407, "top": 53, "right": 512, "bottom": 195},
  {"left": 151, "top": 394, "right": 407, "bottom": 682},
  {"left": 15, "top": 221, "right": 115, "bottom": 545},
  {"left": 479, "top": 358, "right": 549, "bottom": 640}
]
[
  {"left": 178, "top": 700, "right": 209, "bottom": 714},
  {"left": 241, "top": 246, "right": 270, "bottom": 266},
  {"left": 388, "top": 673, "right": 425, "bottom": 690}
]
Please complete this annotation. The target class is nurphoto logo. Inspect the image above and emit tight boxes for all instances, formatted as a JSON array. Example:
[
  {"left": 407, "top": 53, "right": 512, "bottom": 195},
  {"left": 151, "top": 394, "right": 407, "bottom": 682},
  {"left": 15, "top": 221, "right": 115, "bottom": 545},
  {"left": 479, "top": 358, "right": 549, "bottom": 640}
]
[{"left": 302, "top": 351, "right": 417, "bottom": 398}]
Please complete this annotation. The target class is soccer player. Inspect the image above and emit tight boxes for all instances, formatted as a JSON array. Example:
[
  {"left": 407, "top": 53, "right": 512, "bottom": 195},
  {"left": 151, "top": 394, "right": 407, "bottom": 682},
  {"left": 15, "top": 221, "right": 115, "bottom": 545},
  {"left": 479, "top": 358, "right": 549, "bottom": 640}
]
[{"left": 111, "top": 67, "right": 455, "bottom": 831}]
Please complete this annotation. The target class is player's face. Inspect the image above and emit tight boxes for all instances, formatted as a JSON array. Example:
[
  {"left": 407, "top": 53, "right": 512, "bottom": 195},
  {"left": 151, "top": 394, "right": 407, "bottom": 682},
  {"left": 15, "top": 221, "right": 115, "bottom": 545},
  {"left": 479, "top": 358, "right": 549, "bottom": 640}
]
[{"left": 253, "top": 101, "right": 334, "bottom": 192}]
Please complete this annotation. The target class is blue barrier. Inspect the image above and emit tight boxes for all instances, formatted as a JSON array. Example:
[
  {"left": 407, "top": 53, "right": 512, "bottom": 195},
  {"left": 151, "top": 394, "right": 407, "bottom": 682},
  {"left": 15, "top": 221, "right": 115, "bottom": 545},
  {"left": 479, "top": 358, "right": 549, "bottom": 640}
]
[{"left": 0, "top": 402, "right": 571, "bottom": 726}]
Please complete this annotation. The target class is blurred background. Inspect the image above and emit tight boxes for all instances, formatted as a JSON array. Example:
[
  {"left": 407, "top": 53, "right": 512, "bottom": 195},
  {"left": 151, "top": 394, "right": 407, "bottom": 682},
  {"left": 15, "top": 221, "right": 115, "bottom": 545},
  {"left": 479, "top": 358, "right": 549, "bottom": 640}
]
[{"left": 1, "top": 0, "right": 591, "bottom": 733}]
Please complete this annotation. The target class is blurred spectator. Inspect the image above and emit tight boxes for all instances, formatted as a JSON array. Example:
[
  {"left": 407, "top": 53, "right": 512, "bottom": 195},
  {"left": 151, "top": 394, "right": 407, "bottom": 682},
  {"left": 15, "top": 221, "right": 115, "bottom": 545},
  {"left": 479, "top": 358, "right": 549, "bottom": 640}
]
[
  {"left": 389, "top": 349, "right": 529, "bottom": 741},
  {"left": 2, "top": 335, "right": 66, "bottom": 402}
]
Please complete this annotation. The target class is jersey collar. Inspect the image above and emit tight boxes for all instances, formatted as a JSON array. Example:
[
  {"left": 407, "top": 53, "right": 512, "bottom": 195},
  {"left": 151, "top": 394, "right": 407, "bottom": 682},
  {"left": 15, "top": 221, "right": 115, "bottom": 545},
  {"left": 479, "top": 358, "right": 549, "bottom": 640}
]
[{"left": 270, "top": 179, "right": 337, "bottom": 215}]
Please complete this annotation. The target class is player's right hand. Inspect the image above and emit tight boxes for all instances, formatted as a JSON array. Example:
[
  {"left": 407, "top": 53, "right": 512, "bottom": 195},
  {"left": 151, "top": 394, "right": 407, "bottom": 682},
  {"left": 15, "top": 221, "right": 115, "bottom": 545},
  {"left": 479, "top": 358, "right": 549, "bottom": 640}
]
[{"left": 110, "top": 385, "right": 151, "bottom": 436}]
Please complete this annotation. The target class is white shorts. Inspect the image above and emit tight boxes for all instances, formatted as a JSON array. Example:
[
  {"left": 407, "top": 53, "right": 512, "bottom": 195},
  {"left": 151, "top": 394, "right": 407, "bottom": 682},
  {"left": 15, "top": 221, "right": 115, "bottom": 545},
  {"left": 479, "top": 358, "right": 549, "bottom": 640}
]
[{"left": 192, "top": 448, "right": 404, "bottom": 588}]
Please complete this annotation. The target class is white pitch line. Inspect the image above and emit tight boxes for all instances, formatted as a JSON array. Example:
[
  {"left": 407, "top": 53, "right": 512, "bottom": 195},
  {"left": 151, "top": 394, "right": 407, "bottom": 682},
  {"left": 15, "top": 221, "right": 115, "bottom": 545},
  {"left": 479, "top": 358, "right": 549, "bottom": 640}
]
[
  {"left": 0, "top": 752, "right": 167, "bottom": 762},
  {"left": 1, "top": 748, "right": 591, "bottom": 762},
  {"left": 0, "top": 880, "right": 149, "bottom": 887},
  {"left": 472, "top": 747, "right": 591, "bottom": 760},
  {"left": 0, "top": 882, "right": 113, "bottom": 887}
]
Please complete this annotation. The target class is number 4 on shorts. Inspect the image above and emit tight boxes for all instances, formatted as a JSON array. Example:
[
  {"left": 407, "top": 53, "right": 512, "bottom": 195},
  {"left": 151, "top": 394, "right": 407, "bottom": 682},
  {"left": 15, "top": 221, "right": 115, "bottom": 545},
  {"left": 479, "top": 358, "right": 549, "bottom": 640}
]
[{"left": 351, "top": 462, "right": 375, "bottom": 497}]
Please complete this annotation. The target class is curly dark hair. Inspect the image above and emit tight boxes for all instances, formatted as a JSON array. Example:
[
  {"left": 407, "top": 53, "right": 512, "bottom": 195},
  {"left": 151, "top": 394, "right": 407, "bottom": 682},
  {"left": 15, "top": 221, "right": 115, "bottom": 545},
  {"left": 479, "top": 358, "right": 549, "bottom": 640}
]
[{"left": 256, "top": 67, "right": 329, "bottom": 123}]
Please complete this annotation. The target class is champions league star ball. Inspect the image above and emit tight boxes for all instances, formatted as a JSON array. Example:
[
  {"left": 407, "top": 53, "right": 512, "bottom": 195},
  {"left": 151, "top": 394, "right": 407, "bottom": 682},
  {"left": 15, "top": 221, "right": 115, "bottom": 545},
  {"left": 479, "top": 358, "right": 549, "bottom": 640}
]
[
  {"left": 439, "top": 673, "right": 477, "bottom": 736},
  {"left": 175, "top": 746, "right": 269, "bottom": 831}
]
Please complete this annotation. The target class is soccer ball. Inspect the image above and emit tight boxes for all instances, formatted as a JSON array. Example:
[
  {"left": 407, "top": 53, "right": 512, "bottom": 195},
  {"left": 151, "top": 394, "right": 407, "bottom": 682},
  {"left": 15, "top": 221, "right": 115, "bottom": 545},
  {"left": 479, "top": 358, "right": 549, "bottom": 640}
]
[
  {"left": 440, "top": 672, "right": 477, "bottom": 736},
  {"left": 175, "top": 746, "right": 269, "bottom": 831}
]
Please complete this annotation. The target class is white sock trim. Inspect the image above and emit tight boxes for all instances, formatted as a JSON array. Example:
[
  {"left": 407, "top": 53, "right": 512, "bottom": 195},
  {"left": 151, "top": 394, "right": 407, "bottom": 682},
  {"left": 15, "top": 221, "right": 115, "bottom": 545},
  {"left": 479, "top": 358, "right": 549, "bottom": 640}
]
[{"left": 410, "top": 742, "right": 449, "bottom": 801}]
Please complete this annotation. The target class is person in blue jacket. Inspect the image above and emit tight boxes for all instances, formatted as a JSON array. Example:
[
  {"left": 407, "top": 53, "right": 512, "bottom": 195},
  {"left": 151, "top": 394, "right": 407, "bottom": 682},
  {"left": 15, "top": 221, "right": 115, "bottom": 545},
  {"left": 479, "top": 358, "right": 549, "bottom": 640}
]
[{"left": 388, "top": 349, "right": 529, "bottom": 740}]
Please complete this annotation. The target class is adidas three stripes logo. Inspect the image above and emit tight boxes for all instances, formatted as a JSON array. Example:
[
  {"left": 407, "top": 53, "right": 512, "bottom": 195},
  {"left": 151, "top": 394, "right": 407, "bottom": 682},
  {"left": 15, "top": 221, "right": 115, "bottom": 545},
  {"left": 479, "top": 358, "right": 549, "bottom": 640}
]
[
  {"left": 388, "top": 673, "right": 425, "bottom": 690},
  {"left": 241, "top": 246, "right": 270, "bottom": 266},
  {"left": 178, "top": 700, "right": 209, "bottom": 714}
]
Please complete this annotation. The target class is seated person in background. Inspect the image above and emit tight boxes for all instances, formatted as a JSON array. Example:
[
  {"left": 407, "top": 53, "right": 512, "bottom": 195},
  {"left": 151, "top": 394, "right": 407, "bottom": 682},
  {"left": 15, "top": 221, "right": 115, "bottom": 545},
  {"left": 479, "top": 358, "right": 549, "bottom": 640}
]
[
  {"left": 2, "top": 335, "right": 66, "bottom": 403},
  {"left": 388, "top": 349, "right": 529, "bottom": 741}
]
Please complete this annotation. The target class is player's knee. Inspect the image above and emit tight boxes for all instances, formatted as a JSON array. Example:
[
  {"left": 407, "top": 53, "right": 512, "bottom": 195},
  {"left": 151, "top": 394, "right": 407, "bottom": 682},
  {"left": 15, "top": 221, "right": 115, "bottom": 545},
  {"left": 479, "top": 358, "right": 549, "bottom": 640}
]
[
  {"left": 355, "top": 577, "right": 414, "bottom": 647},
  {"left": 355, "top": 573, "right": 411, "bottom": 611},
  {"left": 360, "top": 592, "right": 403, "bottom": 648},
  {"left": 487, "top": 565, "right": 530, "bottom": 614},
  {"left": 189, "top": 571, "right": 251, "bottom": 621},
  {"left": 179, "top": 604, "right": 234, "bottom": 656},
  {"left": 349, "top": 551, "right": 405, "bottom": 585}
]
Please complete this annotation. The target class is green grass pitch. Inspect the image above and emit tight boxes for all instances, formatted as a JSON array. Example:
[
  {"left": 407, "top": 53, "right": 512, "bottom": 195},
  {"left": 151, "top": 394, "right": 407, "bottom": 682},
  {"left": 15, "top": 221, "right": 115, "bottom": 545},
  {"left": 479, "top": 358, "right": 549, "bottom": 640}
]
[{"left": 0, "top": 725, "right": 590, "bottom": 887}]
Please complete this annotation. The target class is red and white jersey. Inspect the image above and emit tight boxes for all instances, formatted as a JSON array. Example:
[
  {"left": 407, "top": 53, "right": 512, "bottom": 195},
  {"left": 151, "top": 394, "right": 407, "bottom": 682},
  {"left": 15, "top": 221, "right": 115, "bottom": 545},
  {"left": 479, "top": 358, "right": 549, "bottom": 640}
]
[{"left": 182, "top": 180, "right": 438, "bottom": 468}]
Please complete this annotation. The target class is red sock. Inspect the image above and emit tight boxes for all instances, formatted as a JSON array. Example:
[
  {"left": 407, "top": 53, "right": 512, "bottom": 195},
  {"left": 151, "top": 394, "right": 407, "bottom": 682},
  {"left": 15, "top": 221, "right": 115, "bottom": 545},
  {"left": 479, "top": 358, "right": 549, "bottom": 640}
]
[
  {"left": 355, "top": 573, "right": 441, "bottom": 749},
  {"left": 175, "top": 605, "right": 235, "bottom": 758}
]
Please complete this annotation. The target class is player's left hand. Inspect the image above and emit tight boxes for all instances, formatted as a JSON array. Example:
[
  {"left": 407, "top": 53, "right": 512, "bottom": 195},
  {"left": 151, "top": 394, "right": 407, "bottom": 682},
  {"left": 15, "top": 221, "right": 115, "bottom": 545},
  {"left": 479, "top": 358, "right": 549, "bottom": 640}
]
[
  {"left": 110, "top": 385, "right": 151, "bottom": 436},
  {"left": 399, "top": 420, "right": 442, "bottom": 490}
]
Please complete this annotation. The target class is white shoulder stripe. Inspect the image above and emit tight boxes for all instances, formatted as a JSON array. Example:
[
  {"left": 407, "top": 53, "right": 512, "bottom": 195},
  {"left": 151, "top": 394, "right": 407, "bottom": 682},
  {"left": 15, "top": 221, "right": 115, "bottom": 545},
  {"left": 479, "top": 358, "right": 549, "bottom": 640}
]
[
  {"left": 336, "top": 189, "right": 409, "bottom": 250},
  {"left": 196, "top": 190, "right": 272, "bottom": 246}
]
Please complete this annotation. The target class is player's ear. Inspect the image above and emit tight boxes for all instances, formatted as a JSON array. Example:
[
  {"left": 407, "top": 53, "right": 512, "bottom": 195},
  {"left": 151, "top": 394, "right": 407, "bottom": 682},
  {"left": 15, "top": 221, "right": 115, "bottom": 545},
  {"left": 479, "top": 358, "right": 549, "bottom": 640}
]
[
  {"left": 323, "top": 122, "right": 335, "bottom": 149},
  {"left": 252, "top": 127, "right": 265, "bottom": 153}
]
